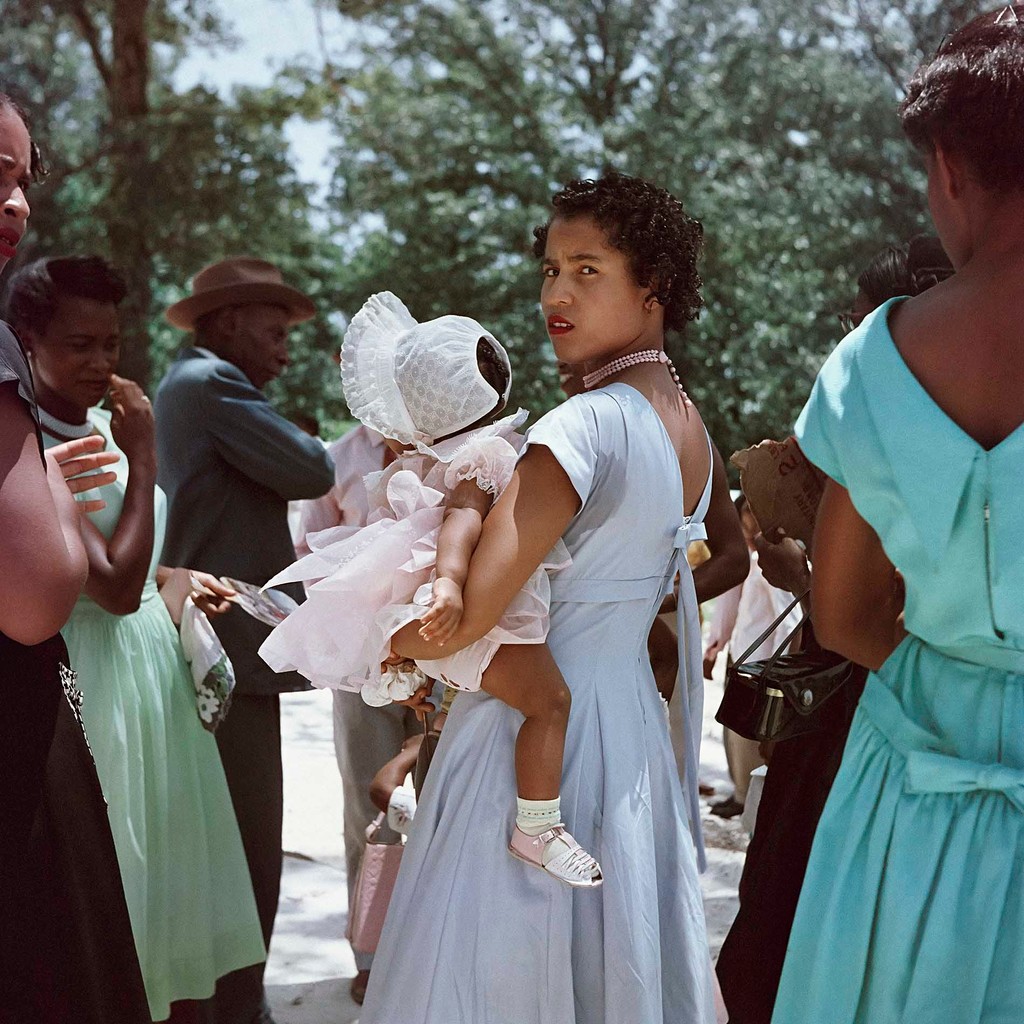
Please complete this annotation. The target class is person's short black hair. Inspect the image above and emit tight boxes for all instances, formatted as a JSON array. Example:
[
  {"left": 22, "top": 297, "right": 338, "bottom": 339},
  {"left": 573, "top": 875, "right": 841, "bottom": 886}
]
[
  {"left": 857, "top": 245, "right": 912, "bottom": 307},
  {"left": 899, "top": 4, "right": 1024, "bottom": 192},
  {"left": 5, "top": 256, "right": 127, "bottom": 335},
  {"left": 857, "top": 235, "right": 954, "bottom": 306},
  {"left": 532, "top": 172, "right": 704, "bottom": 332},
  {"left": 0, "top": 92, "right": 47, "bottom": 183}
]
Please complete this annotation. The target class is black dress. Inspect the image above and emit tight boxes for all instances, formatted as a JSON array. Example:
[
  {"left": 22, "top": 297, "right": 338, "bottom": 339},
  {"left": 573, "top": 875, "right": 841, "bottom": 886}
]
[
  {"left": 0, "top": 324, "right": 150, "bottom": 1024},
  {"left": 715, "top": 663, "right": 867, "bottom": 1024}
]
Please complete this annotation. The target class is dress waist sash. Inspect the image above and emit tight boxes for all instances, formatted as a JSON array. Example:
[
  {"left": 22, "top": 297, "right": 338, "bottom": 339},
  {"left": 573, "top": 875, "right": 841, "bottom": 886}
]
[
  {"left": 859, "top": 676, "right": 1024, "bottom": 812},
  {"left": 927, "top": 641, "right": 1024, "bottom": 674},
  {"left": 549, "top": 575, "right": 666, "bottom": 604}
]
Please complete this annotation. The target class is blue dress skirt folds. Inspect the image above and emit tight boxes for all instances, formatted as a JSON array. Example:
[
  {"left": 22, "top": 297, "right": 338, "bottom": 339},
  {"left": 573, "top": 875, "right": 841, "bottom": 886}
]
[{"left": 360, "top": 384, "right": 718, "bottom": 1024}]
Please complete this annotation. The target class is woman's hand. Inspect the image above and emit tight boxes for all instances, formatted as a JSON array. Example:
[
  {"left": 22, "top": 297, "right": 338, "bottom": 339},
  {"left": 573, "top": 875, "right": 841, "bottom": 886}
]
[
  {"left": 46, "top": 435, "right": 119, "bottom": 513},
  {"left": 108, "top": 374, "right": 155, "bottom": 467},
  {"left": 418, "top": 576, "right": 464, "bottom": 645},
  {"left": 754, "top": 530, "right": 811, "bottom": 595}
]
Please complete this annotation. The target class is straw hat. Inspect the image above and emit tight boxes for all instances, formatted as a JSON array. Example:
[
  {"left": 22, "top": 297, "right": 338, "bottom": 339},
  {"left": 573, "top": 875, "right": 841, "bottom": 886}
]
[{"left": 165, "top": 257, "right": 316, "bottom": 330}]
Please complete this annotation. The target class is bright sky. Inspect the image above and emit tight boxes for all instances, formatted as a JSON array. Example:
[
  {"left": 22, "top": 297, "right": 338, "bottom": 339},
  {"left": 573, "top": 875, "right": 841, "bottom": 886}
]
[{"left": 173, "top": 0, "right": 347, "bottom": 197}]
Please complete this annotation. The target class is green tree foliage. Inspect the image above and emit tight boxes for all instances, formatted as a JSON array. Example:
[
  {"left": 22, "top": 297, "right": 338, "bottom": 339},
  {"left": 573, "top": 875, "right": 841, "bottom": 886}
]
[
  {"left": 318, "top": 0, "right": 984, "bottom": 457},
  {"left": 0, "top": 0, "right": 345, "bottom": 428}
]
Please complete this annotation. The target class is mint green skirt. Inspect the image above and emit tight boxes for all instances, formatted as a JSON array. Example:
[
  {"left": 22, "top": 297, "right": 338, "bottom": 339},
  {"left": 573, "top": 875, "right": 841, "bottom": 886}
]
[{"left": 63, "top": 583, "right": 265, "bottom": 1021}]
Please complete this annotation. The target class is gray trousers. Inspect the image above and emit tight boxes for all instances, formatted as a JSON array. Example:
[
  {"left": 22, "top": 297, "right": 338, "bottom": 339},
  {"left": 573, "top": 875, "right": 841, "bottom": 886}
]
[{"left": 332, "top": 689, "right": 420, "bottom": 972}]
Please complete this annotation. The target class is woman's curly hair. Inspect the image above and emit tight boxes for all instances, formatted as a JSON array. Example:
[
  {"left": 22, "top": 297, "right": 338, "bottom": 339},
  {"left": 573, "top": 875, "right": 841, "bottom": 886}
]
[
  {"left": 532, "top": 172, "right": 704, "bottom": 332},
  {"left": 899, "top": 4, "right": 1024, "bottom": 192}
]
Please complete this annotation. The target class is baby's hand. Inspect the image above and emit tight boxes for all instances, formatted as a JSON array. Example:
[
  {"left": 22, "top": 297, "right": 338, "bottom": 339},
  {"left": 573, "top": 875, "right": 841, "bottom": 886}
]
[{"left": 418, "top": 576, "right": 463, "bottom": 645}]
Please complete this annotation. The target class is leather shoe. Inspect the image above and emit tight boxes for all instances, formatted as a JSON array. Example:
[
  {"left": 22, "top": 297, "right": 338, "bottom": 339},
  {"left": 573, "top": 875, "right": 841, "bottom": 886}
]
[{"left": 709, "top": 796, "right": 744, "bottom": 819}]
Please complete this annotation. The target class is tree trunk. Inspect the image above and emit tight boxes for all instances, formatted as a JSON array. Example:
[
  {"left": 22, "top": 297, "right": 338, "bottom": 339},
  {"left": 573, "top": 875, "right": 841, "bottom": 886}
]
[{"left": 108, "top": 0, "right": 153, "bottom": 388}]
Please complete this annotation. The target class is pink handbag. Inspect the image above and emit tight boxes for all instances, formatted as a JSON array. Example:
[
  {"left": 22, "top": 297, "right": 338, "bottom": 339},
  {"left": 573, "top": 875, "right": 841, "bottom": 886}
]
[{"left": 347, "top": 812, "right": 404, "bottom": 954}]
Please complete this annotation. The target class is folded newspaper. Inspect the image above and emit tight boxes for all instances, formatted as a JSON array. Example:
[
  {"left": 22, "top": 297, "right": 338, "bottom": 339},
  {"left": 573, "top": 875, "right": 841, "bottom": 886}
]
[{"left": 730, "top": 436, "right": 825, "bottom": 548}]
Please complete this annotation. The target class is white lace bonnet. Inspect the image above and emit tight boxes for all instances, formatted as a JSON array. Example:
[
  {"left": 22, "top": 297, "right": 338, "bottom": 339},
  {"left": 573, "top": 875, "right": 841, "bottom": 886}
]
[{"left": 341, "top": 291, "right": 512, "bottom": 447}]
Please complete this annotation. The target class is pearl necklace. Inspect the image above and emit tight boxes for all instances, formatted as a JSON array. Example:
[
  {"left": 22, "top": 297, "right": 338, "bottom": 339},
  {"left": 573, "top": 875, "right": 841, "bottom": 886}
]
[
  {"left": 581, "top": 348, "right": 687, "bottom": 397},
  {"left": 37, "top": 405, "right": 96, "bottom": 440}
]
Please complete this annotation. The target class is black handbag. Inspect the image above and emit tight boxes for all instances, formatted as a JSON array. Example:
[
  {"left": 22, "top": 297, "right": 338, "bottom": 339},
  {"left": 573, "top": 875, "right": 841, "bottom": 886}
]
[{"left": 715, "top": 593, "right": 859, "bottom": 743}]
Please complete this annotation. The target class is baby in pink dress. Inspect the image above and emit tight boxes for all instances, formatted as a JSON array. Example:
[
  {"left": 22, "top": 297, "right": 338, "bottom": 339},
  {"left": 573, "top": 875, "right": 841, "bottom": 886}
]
[{"left": 260, "top": 292, "right": 602, "bottom": 887}]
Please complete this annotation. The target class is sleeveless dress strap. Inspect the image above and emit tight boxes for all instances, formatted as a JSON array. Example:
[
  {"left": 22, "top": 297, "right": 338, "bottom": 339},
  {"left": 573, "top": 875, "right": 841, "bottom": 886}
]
[{"left": 666, "top": 428, "right": 715, "bottom": 872}]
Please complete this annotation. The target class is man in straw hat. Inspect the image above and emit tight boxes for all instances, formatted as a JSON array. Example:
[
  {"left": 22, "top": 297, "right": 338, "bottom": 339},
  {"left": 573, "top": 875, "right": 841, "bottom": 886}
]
[{"left": 155, "top": 257, "right": 334, "bottom": 1024}]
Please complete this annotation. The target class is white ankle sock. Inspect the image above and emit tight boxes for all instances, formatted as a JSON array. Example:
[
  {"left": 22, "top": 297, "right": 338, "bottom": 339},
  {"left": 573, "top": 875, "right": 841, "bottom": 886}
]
[
  {"left": 516, "top": 796, "right": 561, "bottom": 836},
  {"left": 515, "top": 797, "right": 598, "bottom": 877}
]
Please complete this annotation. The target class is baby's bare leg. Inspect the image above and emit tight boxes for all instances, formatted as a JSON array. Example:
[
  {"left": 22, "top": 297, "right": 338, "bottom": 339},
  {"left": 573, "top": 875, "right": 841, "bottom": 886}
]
[
  {"left": 483, "top": 644, "right": 602, "bottom": 886},
  {"left": 480, "top": 643, "right": 570, "bottom": 800}
]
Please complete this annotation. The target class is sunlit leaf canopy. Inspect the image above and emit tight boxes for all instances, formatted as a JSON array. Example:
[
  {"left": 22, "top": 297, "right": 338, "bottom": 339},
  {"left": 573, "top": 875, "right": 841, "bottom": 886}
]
[{"left": 0, "top": 0, "right": 983, "bottom": 455}]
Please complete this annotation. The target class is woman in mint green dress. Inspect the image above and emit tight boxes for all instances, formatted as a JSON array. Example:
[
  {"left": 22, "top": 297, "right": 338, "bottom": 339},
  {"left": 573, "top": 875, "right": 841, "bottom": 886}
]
[
  {"left": 11, "top": 256, "right": 265, "bottom": 1022},
  {"left": 773, "top": 8, "right": 1024, "bottom": 1022}
]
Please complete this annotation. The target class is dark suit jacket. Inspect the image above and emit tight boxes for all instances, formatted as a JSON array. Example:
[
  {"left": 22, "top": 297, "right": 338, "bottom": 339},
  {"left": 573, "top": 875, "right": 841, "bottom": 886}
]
[{"left": 155, "top": 347, "right": 335, "bottom": 695}]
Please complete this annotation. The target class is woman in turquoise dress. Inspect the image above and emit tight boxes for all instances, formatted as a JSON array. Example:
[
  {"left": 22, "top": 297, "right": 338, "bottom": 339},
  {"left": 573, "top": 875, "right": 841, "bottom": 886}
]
[
  {"left": 772, "top": 8, "right": 1024, "bottom": 1022},
  {"left": 10, "top": 255, "right": 266, "bottom": 1022}
]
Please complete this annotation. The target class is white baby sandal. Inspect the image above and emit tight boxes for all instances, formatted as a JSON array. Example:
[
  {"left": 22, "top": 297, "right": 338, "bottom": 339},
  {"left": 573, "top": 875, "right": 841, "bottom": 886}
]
[{"left": 508, "top": 824, "right": 603, "bottom": 888}]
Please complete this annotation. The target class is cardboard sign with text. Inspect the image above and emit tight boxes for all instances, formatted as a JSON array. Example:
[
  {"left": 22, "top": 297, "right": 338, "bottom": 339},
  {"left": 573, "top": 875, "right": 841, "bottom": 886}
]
[{"left": 730, "top": 437, "right": 825, "bottom": 548}]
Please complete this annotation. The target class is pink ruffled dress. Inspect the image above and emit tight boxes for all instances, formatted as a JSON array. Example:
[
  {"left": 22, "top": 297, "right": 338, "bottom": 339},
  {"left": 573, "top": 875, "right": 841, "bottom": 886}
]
[{"left": 259, "top": 412, "right": 569, "bottom": 704}]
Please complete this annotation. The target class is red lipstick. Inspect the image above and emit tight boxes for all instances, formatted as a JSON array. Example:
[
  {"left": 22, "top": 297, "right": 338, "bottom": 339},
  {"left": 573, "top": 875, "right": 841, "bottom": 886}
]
[{"left": 547, "top": 315, "right": 574, "bottom": 336}]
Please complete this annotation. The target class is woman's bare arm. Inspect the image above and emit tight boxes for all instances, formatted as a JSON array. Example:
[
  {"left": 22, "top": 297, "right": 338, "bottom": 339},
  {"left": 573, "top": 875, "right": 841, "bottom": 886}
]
[
  {"left": 810, "top": 478, "right": 906, "bottom": 670},
  {"left": 392, "top": 445, "right": 579, "bottom": 660},
  {"left": 0, "top": 387, "right": 91, "bottom": 644},
  {"left": 80, "top": 458, "right": 156, "bottom": 615},
  {"left": 81, "top": 377, "right": 157, "bottom": 615},
  {"left": 692, "top": 445, "right": 749, "bottom": 604},
  {"left": 369, "top": 734, "right": 422, "bottom": 814}
]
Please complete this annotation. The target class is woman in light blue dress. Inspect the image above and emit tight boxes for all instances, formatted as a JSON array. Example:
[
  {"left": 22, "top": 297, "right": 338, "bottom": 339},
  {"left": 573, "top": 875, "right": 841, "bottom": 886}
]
[
  {"left": 773, "top": 8, "right": 1024, "bottom": 1022},
  {"left": 359, "top": 173, "right": 748, "bottom": 1023}
]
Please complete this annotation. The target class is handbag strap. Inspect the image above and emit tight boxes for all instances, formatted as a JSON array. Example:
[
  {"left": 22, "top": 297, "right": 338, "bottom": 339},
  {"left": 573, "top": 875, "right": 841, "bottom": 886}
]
[
  {"left": 364, "top": 810, "right": 387, "bottom": 843},
  {"left": 732, "top": 590, "right": 809, "bottom": 668}
]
